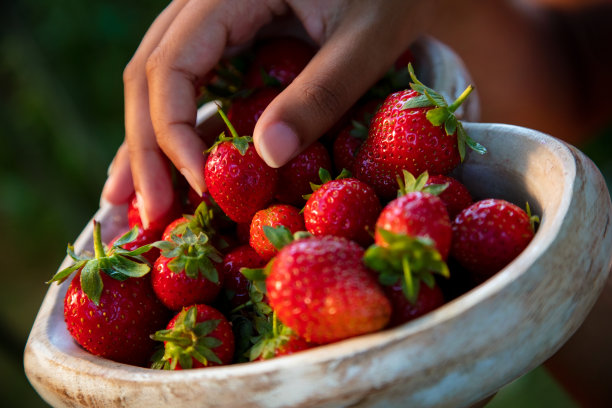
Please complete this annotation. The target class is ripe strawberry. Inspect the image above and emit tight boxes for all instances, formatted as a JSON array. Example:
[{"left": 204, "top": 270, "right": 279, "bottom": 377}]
[
  {"left": 451, "top": 199, "right": 538, "bottom": 283},
  {"left": 49, "top": 221, "right": 170, "bottom": 366},
  {"left": 151, "top": 304, "right": 235, "bottom": 369},
  {"left": 383, "top": 281, "right": 445, "bottom": 328},
  {"left": 226, "top": 86, "right": 281, "bottom": 136},
  {"left": 205, "top": 108, "right": 278, "bottom": 223},
  {"left": 220, "top": 244, "right": 266, "bottom": 308},
  {"left": 425, "top": 174, "right": 473, "bottom": 219},
  {"left": 266, "top": 235, "right": 391, "bottom": 344},
  {"left": 275, "top": 141, "right": 332, "bottom": 206},
  {"left": 303, "top": 169, "right": 381, "bottom": 247},
  {"left": 108, "top": 224, "right": 161, "bottom": 265},
  {"left": 127, "top": 192, "right": 181, "bottom": 233},
  {"left": 250, "top": 319, "right": 314, "bottom": 361},
  {"left": 353, "top": 64, "right": 486, "bottom": 200},
  {"left": 244, "top": 36, "right": 316, "bottom": 89},
  {"left": 250, "top": 204, "right": 305, "bottom": 261},
  {"left": 152, "top": 228, "right": 224, "bottom": 311}
]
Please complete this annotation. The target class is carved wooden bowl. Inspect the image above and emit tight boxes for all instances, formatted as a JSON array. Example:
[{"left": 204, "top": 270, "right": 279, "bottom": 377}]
[{"left": 24, "top": 37, "right": 612, "bottom": 408}]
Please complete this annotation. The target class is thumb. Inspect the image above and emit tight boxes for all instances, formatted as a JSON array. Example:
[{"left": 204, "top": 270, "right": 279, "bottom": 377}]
[{"left": 252, "top": 13, "right": 419, "bottom": 168}]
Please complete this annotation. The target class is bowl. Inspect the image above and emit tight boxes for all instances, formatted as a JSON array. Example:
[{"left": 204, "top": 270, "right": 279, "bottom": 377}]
[{"left": 24, "top": 121, "right": 612, "bottom": 408}]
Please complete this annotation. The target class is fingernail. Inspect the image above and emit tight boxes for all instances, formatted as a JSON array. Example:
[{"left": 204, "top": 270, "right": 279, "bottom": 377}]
[
  {"left": 257, "top": 122, "right": 300, "bottom": 168},
  {"left": 180, "top": 168, "right": 203, "bottom": 197},
  {"left": 135, "top": 192, "right": 150, "bottom": 229}
]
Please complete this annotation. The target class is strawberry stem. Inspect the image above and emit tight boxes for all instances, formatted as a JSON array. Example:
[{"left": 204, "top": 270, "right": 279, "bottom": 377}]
[
  {"left": 448, "top": 85, "right": 474, "bottom": 114},
  {"left": 92, "top": 220, "right": 106, "bottom": 259},
  {"left": 216, "top": 104, "right": 239, "bottom": 139}
]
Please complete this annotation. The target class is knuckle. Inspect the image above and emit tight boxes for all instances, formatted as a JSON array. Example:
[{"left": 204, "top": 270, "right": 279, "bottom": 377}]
[{"left": 299, "top": 80, "right": 346, "bottom": 120}]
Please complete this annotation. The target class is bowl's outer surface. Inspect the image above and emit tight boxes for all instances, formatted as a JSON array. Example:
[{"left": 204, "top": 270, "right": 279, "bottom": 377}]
[{"left": 24, "top": 38, "right": 612, "bottom": 408}]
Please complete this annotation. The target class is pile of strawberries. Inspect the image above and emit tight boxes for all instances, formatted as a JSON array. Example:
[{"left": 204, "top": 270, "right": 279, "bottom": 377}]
[{"left": 50, "top": 36, "right": 539, "bottom": 369}]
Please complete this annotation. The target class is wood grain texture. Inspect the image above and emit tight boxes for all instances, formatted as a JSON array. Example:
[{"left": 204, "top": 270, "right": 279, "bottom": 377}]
[{"left": 23, "top": 38, "right": 612, "bottom": 408}]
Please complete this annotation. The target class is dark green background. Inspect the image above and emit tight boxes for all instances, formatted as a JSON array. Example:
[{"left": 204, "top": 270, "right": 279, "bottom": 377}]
[{"left": 3, "top": 1, "right": 610, "bottom": 407}]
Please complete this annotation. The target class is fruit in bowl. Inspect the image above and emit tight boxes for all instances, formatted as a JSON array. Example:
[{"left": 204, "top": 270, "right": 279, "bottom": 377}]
[{"left": 24, "top": 36, "right": 611, "bottom": 408}]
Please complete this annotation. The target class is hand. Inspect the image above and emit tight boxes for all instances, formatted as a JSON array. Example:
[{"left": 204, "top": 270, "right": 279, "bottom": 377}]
[{"left": 101, "top": 0, "right": 435, "bottom": 228}]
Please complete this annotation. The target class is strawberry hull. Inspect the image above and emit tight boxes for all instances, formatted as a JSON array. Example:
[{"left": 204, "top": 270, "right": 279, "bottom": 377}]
[{"left": 25, "top": 118, "right": 612, "bottom": 408}]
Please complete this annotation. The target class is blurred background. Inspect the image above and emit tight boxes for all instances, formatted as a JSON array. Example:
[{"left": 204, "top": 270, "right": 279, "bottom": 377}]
[{"left": 1, "top": 1, "right": 610, "bottom": 407}]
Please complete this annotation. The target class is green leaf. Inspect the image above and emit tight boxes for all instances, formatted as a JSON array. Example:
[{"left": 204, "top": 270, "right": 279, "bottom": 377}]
[
  {"left": 426, "top": 107, "right": 450, "bottom": 127},
  {"left": 263, "top": 225, "right": 294, "bottom": 250},
  {"left": 109, "top": 255, "right": 150, "bottom": 278},
  {"left": 48, "top": 260, "right": 87, "bottom": 284},
  {"left": 111, "top": 226, "right": 140, "bottom": 248},
  {"left": 241, "top": 267, "right": 268, "bottom": 282},
  {"left": 81, "top": 260, "right": 103, "bottom": 305},
  {"left": 168, "top": 256, "right": 186, "bottom": 274},
  {"left": 402, "top": 94, "right": 435, "bottom": 109},
  {"left": 232, "top": 136, "right": 252, "bottom": 155},
  {"left": 444, "top": 115, "right": 457, "bottom": 136},
  {"left": 193, "top": 319, "right": 221, "bottom": 337}
]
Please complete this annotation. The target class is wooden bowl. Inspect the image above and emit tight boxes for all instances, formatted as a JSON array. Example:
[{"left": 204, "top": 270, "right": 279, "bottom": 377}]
[
  {"left": 24, "top": 121, "right": 612, "bottom": 408},
  {"left": 23, "top": 37, "right": 611, "bottom": 407}
]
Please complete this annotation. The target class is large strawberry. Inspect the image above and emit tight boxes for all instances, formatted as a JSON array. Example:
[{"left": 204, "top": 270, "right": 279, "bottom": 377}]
[
  {"left": 48, "top": 221, "right": 170, "bottom": 366},
  {"left": 353, "top": 64, "right": 486, "bottom": 200},
  {"left": 249, "top": 204, "right": 305, "bottom": 261},
  {"left": 266, "top": 235, "right": 391, "bottom": 344},
  {"left": 275, "top": 141, "right": 332, "bottom": 206},
  {"left": 151, "top": 304, "right": 235, "bottom": 369},
  {"left": 303, "top": 169, "right": 381, "bottom": 247},
  {"left": 451, "top": 199, "right": 539, "bottom": 283},
  {"left": 152, "top": 228, "right": 224, "bottom": 311},
  {"left": 205, "top": 107, "right": 278, "bottom": 223}
]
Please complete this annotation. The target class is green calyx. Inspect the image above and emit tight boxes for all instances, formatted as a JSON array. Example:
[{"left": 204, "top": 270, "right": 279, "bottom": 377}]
[
  {"left": 171, "top": 201, "right": 217, "bottom": 240},
  {"left": 302, "top": 167, "right": 352, "bottom": 201},
  {"left": 396, "top": 170, "right": 448, "bottom": 198},
  {"left": 364, "top": 229, "right": 449, "bottom": 304},
  {"left": 154, "top": 228, "right": 222, "bottom": 282},
  {"left": 349, "top": 119, "right": 369, "bottom": 140},
  {"left": 402, "top": 63, "right": 486, "bottom": 161},
  {"left": 151, "top": 306, "right": 223, "bottom": 370},
  {"left": 48, "top": 221, "right": 152, "bottom": 306},
  {"left": 248, "top": 312, "right": 296, "bottom": 361},
  {"left": 206, "top": 104, "right": 252, "bottom": 155}
]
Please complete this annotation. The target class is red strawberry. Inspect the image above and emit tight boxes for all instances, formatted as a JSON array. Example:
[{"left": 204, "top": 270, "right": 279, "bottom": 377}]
[
  {"left": 244, "top": 36, "right": 316, "bottom": 89},
  {"left": 425, "top": 174, "right": 473, "bottom": 219},
  {"left": 205, "top": 108, "right": 278, "bottom": 223},
  {"left": 49, "top": 222, "right": 170, "bottom": 366},
  {"left": 151, "top": 304, "right": 235, "bottom": 369},
  {"left": 383, "top": 281, "right": 445, "bottom": 328},
  {"left": 226, "top": 87, "right": 280, "bottom": 136},
  {"left": 127, "top": 192, "right": 181, "bottom": 234},
  {"left": 275, "top": 141, "right": 332, "bottom": 206},
  {"left": 152, "top": 228, "right": 224, "bottom": 310},
  {"left": 108, "top": 224, "right": 161, "bottom": 265},
  {"left": 303, "top": 169, "right": 381, "bottom": 247},
  {"left": 353, "top": 64, "right": 485, "bottom": 200},
  {"left": 451, "top": 199, "right": 538, "bottom": 283},
  {"left": 221, "top": 244, "right": 266, "bottom": 308},
  {"left": 266, "top": 235, "right": 391, "bottom": 344},
  {"left": 249, "top": 204, "right": 305, "bottom": 261}
]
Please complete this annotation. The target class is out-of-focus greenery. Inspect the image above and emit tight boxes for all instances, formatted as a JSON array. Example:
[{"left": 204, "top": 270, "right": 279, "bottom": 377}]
[{"left": 1, "top": 1, "right": 608, "bottom": 407}]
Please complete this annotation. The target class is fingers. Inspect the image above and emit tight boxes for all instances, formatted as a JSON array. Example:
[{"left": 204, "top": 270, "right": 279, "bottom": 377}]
[
  {"left": 254, "top": 0, "right": 433, "bottom": 168},
  {"left": 119, "top": 0, "right": 191, "bottom": 228},
  {"left": 101, "top": 142, "right": 133, "bottom": 206}
]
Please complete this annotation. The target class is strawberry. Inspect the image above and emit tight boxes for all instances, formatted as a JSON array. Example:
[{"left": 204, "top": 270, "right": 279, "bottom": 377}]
[
  {"left": 250, "top": 317, "right": 314, "bottom": 361},
  {"left": 451, "top": 199, "right": 539, "bottom": 283},
  {"left": 151, "top": 304, "right": 235, "bottom": 369},
  {"left": 383, "top": 280, "right": 445, "bottom": 327},
  {"left": 249, "top": 204, "right": 305, "bottom": 261},
  {"left": 49, "top": 222, "right": 170, "bottom": 366},
  {"left": 303, "top": 169, "right": 381, "bottom": 247},
  {"left": 108, "top": 224, "right": 161, "bottom": 265},
  {"left": 243, "top": 36, "right": 316, "bottom": 89},
  {"left": 152, "top": 228, "right": 224, "bottom": 311},
  {"left": 353, "top": 64, "right": 486, "bottom": 200},
  {"left": 226, "top": 86, "right": 281, "bottom": 136},
  {"left": 220, "top": 244, "right": 266, "bottom": 308},
  {"left": 127, "top": 192, "right": 181, "bottom": 234},
  {"left": 275, "top": 141, "right": 332, "bottom": 206},
  {"left": 266, "top": 235, "right": 391, "bottom": 344},
  {"left": 205, "top": 107, "right": 278, "bottom": 223},
  {"left": 425, "top": 174, "right": 473, "bottom": 219}
]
